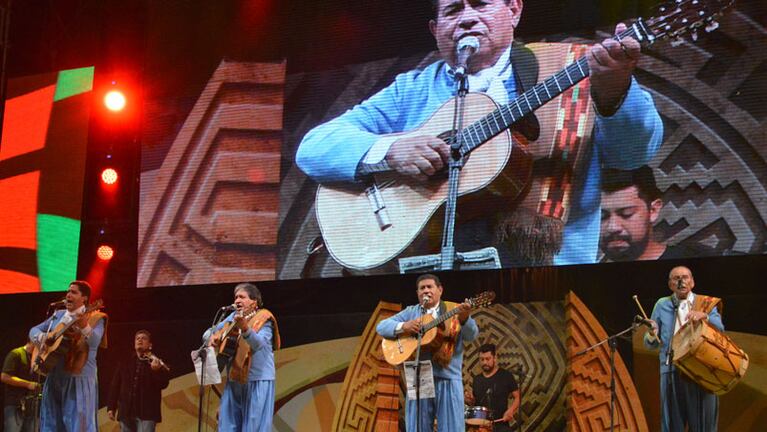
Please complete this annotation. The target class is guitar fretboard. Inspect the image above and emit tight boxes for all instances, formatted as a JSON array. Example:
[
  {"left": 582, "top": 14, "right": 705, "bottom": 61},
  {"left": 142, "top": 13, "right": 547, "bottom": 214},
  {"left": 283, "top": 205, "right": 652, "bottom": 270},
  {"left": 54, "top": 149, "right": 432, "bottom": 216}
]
[{"left": 456, "top": 25, "right": 645, "bottom": 156}]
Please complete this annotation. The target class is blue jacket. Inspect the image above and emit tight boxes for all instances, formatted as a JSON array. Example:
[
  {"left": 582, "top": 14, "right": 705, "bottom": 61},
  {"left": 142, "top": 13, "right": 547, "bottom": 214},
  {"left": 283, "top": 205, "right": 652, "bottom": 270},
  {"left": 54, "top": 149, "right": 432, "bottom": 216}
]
[
  {"left": 296, "top": 50, "right": 662, "bottom": 265},
  {"left": 204, "top": 312, "right": 275, "bottom": 381},
  {"left": 643, "top": 295, "right": 724, "bottom": 374},
  {"left": 376, "top": 303, "right": 478, "bottom": 380},
  {"left": 29, "top": 310, "right": 106, "bottom": 378}
]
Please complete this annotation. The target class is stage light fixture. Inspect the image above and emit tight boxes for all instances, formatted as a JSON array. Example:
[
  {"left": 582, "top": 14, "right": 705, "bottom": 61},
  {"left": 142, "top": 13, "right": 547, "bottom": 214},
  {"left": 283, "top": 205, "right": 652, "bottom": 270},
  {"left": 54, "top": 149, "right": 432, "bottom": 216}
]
[
  {"left": 104, "top": 90, "right": 126, "bottom": 112},
  {"left": 96, "top": 245, "right": 114, "bottom": 261},
  {"left": 101, "top": 168, "right": 118, "bottom": 185}
]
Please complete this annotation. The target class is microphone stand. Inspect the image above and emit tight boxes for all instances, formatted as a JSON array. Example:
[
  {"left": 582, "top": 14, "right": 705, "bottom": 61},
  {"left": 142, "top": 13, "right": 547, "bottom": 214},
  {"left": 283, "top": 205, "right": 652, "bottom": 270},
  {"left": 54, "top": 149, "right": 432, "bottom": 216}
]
[
  {"left": 573, "top": 320, "right": 641, "bottom": 432},
  {"left": 397, "top": 68, "right": 501, "bottom": 273},
  {"left": 413, "top": 299, "right": 429, "bottom": 432},
  {"left": 197, "top": 308, "right": 227, "bottom": 432},
  {"left": 666, "top": 294, "right": 680, "bottom": 432}
]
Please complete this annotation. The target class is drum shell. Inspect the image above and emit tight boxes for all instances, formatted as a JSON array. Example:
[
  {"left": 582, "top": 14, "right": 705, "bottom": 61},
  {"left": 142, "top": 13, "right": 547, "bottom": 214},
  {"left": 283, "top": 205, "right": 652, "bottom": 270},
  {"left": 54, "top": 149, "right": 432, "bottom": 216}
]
[
  {"left": 465, "top": 405, "right": 493, "bottom": 426},
  {"left": 672, "top": 320, "right": 749, "bottom": 395}
]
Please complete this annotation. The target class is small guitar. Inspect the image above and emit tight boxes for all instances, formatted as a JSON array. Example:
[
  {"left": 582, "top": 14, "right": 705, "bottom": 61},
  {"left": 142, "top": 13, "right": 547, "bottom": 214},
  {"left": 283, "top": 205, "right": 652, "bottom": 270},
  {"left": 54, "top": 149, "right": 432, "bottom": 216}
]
[
  {"left": 31, "top": 299, "right": 104, "bottom": 375},
  {"left": 211, "top": 305, "right": 257, "bottom": 371},
  {"left": 315, "top": 0, "right": 735, "bottom": 271},
  {"left": 381, "top": 291, "right": 496, "bottom": 366}
]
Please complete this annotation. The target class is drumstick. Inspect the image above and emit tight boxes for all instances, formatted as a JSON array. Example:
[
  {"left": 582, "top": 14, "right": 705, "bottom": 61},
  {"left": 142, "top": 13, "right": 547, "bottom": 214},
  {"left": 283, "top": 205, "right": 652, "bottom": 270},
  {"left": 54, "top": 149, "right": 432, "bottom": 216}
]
[{"left": 632, "top": 295, "right": 659, "bottom": 342}]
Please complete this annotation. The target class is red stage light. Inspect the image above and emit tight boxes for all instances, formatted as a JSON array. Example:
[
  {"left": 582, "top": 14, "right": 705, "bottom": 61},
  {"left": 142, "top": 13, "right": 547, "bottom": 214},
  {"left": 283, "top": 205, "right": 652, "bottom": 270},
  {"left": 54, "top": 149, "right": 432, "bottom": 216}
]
[
  {"left": 104, "top": 90, "right": 126, "bottom": 112},
  {"left": 101, "top": 168, "right": 118, "bottom": 185},
  {"left": 96, "top": 245, "right": 114, "bottom": 261}
]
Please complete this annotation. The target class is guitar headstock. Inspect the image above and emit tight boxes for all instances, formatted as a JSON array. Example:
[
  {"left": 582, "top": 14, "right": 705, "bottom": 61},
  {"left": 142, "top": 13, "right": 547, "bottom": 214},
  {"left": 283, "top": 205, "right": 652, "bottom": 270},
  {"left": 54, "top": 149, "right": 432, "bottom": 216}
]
[
  {"left": 639, "top": 0, "right": 735, "bottom": 44},
  {"left": 86, "top": 299, "right": 104, "bottom": 312},
  {"left": 469, "top": 291, "right": 496, "bottom": 309}
]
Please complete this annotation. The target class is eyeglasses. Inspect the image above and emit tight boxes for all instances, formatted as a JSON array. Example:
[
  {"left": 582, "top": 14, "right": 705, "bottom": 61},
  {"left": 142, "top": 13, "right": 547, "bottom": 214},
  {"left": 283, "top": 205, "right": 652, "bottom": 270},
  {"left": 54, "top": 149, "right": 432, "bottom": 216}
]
[{"left": 669, "top": 274, "right": 692, "bottom": 282}]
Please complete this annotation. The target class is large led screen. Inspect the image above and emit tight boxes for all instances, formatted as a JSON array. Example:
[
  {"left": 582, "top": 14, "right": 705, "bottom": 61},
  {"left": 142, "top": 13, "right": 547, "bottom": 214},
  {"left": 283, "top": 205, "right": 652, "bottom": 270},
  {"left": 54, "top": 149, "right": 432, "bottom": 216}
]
[
  {"left": 0, "top": 67, "right": 93, "bottom": 294},
  {"left": 138, "top": 0, "right": 766, "bottom": 286}
]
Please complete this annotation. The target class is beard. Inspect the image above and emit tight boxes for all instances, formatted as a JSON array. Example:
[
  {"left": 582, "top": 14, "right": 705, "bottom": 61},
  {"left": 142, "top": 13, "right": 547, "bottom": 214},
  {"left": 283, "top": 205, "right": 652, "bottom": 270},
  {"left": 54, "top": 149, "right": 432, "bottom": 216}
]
[{"left": 601, "top": 231, "right": 650, "bottom": 262}]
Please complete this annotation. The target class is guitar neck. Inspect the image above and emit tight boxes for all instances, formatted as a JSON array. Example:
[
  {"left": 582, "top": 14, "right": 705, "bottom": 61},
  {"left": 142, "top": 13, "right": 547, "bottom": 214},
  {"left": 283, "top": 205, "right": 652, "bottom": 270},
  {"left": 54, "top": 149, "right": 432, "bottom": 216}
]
[
  {"left": 422, "top": 305, "right": 468, "bottom": 332},
  {"left": 458, "top": 24, "right": 649, "bottom": 156}
]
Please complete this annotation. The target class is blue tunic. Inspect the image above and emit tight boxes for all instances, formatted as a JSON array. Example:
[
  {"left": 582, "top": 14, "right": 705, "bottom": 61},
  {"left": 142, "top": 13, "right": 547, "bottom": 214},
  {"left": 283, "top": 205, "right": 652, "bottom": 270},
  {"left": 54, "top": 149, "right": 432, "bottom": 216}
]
[
  {"left": 204, "top": 313, "right": 275, "bottom": 432},
  {"left": 377, "top": 303, "right": 478, "bottom": 431},
  {"left": 296, "top": 50, "right": 663, "bottom": 265},
  {"left": 644, "top": 296, "right": 723, "bottom": 431},
  {"left": 29, "top": 310, "right": 106, "bottom": 432}
]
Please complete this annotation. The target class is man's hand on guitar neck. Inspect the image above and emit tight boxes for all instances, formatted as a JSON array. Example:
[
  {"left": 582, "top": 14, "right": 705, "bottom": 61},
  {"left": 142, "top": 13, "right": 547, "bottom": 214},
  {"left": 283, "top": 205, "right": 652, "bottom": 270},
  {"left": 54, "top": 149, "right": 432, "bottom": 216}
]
[
  {"left": 384, "top": 135, "right": 451, "bottom": 181},
  {"left": 588, "top": 23, "right": 641, "bottom": 116},
  {"left": 456, "top": 301, "right": 472, "bottom": 324}
]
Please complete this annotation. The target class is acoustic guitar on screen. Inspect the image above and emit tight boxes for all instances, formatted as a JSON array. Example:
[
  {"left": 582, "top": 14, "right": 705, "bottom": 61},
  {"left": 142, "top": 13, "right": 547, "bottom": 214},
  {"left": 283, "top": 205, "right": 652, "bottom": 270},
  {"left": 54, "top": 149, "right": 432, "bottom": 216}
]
[
  {"left": 381, "top": 291, "right": 495, "bottom": 366},
  {"left": 314, "top": 0, "right": 735, "bottom": 271}
]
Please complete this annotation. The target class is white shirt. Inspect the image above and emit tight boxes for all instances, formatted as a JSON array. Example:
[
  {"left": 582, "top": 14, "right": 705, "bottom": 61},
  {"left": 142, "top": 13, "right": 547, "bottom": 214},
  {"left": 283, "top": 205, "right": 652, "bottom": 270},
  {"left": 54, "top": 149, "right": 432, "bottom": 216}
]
[
  {"left": 364, "top": 46, "right": 513, "bottom": 164},
  {"left": 674, "top": 292, "right": 695, "bottom": 335}
]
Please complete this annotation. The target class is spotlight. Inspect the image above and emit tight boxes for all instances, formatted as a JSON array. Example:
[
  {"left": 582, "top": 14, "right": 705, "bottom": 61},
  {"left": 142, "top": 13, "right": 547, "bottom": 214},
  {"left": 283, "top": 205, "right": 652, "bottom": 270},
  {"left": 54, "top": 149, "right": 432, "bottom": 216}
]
[
  {"left": 96, "top": 245, "right": 114, "bottom": 261},
  {"left": 101, "top": 168, "right": 118, "bottom": 185},
  {"left": 104, "top": 90, "right": 126, "bottom": 112}
]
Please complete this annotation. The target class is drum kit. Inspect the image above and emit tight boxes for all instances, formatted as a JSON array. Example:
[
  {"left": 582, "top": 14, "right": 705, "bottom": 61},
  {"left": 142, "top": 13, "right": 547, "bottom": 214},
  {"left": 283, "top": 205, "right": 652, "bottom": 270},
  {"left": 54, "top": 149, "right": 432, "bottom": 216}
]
[{"left": 464, "top": 405, "right": 494, "bottom": 431}]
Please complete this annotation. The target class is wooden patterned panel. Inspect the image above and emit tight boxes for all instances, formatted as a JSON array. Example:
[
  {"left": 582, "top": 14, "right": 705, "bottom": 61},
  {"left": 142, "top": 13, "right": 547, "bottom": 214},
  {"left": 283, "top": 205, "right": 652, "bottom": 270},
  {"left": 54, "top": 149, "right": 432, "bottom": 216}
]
[
  {"left": 138, "top": 60, "right": 285, "bottom": 287},
  {"left": 566, "top": 291, "right": 648, "bottom": 431},
  {"left": 464, "top": 302, "right": 567, "bottom": 431},
  {"left": 331, "top": 301, "right": 402, "bottom": 432}
]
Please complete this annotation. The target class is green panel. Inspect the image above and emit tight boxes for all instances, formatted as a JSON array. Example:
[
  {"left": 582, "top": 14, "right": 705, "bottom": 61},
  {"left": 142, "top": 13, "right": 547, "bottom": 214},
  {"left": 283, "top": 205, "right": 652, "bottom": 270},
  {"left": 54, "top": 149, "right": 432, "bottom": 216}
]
[
  {"left": 53, "top": 66, "right": 94, "bottom": 102},
  {"left": 37, "top": 214, "right": 80, "bottom": 292}
]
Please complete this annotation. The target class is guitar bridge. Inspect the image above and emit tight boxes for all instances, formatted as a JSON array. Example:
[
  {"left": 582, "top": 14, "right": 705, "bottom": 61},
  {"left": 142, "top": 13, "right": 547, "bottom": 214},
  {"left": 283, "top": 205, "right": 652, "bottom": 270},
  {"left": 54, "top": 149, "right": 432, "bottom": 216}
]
[{"left": 365, "top": 183, "right": 392, "bottom": 231}]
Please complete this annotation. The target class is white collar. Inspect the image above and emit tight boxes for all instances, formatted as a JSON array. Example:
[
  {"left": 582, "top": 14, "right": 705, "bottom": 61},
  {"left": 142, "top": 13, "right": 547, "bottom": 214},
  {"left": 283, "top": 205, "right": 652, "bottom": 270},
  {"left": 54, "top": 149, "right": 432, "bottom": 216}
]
[
  {"left": 446, "top": 45, "right": 512, "bottom": 83},
  {"left": 65, "top": 305, "right": 86, "bottom": 316}
]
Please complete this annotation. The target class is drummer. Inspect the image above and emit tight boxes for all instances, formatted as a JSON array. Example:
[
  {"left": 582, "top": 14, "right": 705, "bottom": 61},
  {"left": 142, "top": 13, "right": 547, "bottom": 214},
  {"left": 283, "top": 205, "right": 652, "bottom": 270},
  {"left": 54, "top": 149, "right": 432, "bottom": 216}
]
[
  {"left": 644, "top": 265, "right": 723, "bottom": 432},
  {"left": 464, "top": 344, "right": 519, "bottom": 431}
]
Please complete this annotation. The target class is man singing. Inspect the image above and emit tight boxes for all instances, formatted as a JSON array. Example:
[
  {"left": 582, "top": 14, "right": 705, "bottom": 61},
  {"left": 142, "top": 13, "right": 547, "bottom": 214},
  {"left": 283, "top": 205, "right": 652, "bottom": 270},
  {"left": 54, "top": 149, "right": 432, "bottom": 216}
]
[
  {"left": 377, "top": 274, "right": 477, "bottom": 431},
  {"left": 204, "top": 283, "right": 280, "bottom": 432},
  {"left": 29, "top": 280, "right": 107, "bottom": 432},
  {"left": 296, "top": 0, "right": 662, "bottom": 266},
  {"left": 107, "top": 330, "right": 170, "bottom": 432}
]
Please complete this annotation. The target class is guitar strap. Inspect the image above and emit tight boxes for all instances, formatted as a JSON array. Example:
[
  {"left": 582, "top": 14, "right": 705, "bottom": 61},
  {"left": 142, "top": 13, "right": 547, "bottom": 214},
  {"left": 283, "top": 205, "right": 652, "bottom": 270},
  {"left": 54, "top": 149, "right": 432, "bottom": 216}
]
[
  {"left": 230, "top": 309, "right": 281, "bottom": 383},
  {"left": 431, "top": 301, "right": 461, "bottom": 368},
  {"left": 497, "top": 43, "right": 596, "bottom": 265},
  {"left": 65, "top": 311, "right": 108, "bottom": 374},
  {"left": 693, "top": 295, "right": 722, "bottom": 317}
]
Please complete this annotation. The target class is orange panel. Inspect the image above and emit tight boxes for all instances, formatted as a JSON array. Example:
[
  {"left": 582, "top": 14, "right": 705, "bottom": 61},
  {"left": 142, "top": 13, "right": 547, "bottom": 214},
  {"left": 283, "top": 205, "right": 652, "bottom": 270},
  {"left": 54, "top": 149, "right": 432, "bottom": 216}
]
[
  {"left": 0, "top": 85, "right": 56, "bottom": 161},
  {"left": 0, "top": 269, "right": 39, "bottom": 293},
  {"left": 0, "top": 172, "right": 40, "bottom": 248}
]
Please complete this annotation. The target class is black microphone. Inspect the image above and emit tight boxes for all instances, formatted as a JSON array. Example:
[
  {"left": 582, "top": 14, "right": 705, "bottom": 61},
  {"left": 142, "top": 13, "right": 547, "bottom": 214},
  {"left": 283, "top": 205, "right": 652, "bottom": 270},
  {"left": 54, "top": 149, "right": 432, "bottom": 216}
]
[
  {"left": 220, "top": 304, "right": 236, "bottom": 312},
  {"left": 454, "top": 36, "right": 480, "bottom": 80},
  {"left": 677, "top": 278, "right": 683, "bottom": 290},
  {"left": 634, "top": 315, "right": 654, "bottom": 328}
]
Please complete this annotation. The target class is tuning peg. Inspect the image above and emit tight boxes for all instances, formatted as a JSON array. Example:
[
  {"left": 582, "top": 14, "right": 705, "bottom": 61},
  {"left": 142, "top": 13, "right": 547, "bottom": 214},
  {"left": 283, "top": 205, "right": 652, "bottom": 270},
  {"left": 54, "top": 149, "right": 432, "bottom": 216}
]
[
  {"left": 670, "top": 37, "right": 685, "bottom": 47},
  {"left": 691, "top": 30, "right": 698, "bottom": 42},
  {"left": 705, "top": 21, "right": 719, "bottom": 33}
]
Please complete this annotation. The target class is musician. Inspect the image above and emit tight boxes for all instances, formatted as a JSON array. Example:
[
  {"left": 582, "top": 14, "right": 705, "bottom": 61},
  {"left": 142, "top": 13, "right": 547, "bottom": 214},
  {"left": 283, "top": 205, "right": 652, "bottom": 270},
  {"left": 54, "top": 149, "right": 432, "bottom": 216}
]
[
  {"left": 28, "top": 280, "right": 108, "bottom": 432},
  {"left": 644, "top": 266, "right": 723, "bottom": 432},
  {"left": 107, "top": 330, "right": 170, "bottom": 432},
  {"left": 464, "top": 344, "right": 519, "bottom": 431},
  {"left": 296, "top": 0, "right": 662, "bottom": 266},
  {"left": 376, "top": 273, "right": 477, "bottom": 431},
  {"left": 600, "top": 166, "right": 720, "bottom": 262},
  {"left": 203, "top": 283, "right": 280, "bottom": 432},
  {"left": 2, "top": 340, "right": 41, "bottom": 432}
]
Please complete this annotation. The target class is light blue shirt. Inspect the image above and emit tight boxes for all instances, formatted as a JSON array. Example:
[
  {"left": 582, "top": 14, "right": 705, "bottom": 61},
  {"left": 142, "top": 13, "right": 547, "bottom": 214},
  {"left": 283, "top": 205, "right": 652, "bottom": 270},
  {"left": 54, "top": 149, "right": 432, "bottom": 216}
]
[
  {"left": 203, "top": 312, "right": 275, "bottom": 381},
  {"left": 376, "top": 303, "right": 478, "bottom": 380},
  {"left": 296, "top": 49, "right": 663, "bottom": 265},
  {"left": 29, "top": 309, "right": 106, "bottom": 378},
  {"left": 643, "top": 295, "right": 723, "bottom": 374}
]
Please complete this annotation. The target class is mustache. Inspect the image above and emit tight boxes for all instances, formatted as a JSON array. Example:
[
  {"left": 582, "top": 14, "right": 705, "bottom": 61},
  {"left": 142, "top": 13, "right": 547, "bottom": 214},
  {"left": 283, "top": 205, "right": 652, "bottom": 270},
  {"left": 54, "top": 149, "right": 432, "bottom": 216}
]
[{"left": 603, "top": 233, "right": 630, "bottom": 244}]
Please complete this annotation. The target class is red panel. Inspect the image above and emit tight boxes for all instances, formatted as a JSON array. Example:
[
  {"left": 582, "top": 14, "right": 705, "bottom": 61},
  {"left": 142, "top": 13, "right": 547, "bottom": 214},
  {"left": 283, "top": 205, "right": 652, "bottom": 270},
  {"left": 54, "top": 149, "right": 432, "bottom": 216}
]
[
  {"left": 0, "top": 171, "right": 40, "bottom": 248},
  {"left": 0, "top": 85, "right": 56, "bottom": 161},
  {"left": 0, "top": 269, "right": 39, "bottom": 293}
]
